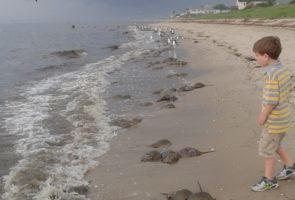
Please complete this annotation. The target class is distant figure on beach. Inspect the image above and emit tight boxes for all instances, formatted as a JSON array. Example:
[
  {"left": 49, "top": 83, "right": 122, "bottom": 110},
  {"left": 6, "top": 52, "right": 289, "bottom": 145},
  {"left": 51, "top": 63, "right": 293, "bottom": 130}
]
[{"left": 251, "top": 36, "right": 295, "bottom": 192}]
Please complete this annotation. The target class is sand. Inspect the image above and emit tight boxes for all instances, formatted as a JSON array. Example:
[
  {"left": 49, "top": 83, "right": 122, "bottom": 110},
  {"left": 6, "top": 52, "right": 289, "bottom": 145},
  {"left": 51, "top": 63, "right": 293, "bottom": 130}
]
[{"left": 86, "top": 21, "right": 295, "bottom": 200}]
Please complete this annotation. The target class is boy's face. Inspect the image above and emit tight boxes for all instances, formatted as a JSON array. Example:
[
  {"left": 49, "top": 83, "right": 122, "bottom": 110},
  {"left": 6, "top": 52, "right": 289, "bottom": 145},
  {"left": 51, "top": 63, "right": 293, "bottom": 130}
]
[{"left": 254, "top": 52, "right": 269, "bottom": 67}]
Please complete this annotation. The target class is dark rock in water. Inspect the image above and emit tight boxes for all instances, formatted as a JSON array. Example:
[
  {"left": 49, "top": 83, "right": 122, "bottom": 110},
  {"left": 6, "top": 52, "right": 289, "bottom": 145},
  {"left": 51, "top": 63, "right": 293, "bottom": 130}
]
[
  {"left": 102, "top": 45, "right": 119, "bottom": 51},
  {"left": 140, "top": 102, "right": 153, "bottom": 107},
  {"left": 152, "top": 66, "right": 164, "bottom": 70},
  {"left": 245, "top": 56, "right": 256, "bottom": 62},
  {"left": 147, "top": 61, "right": 161, "bottom": 67},
  {"left": 71, "top": 25, "right": 75, "bottom": 29},
  {"left": 194, "top": 40, "right": 199, "bottom": 43},
  {"left": 157, "top": 58, "right": 185, "bottom": 66},
  {"left": 162, "top": 189, "right": 193, "bottom": 200},
  {"left": 164, "top": 104, "right": 176, "bottom": 109},
  {"left": 167, "top": 73, "right": 188, "bottom": 78},
  {"left": 163, "top": 58, "right": 177, "bottom": 63},
  {"left": 178, "top": 85, "right": 195, "bottom": 92},
  {"left": 161, "top": 89, "right": 175, "bottom": 96},
  {"left": 132, "top": 116, "right": 143, "bottom": 123},
  {"left": 111, "top": 94, "right": 131, "bottom": 100},
  {"left": 141, "top": 151, "right": 162, "bottom": 162},
  {"left": 153, "top": 89, "right": 164, "bottom": 95},
  {"left": 110, "top": 81, "right": 119, "bottom": 85},
  {"left": 148, "top": 139, "right": 172, "bottom": 148},
  {"left": 110, "top": 116, "right": 143, "bottom": 128},
  {"left": 152, "top": 61, "right": 162, "bottom": 65},
  {"left": 68, "top": 185, "right": 89, "bottom": 195},
  {"left": 163, "top": 58, "right": 188, "bottom": 67},
  {"left": 174, "top": 61, "right": 188, "bottom": 66},
  {"left": 194, "top": 83, "right": 206, "bottom": 89},
  {"left": 122, "top": 31, "right": 130, "bottom": 35},
  {"left": 178, "top": 147, "right": 214, "bottom": 158},
  {"left": 161, "top": 150, "right": 180, "bottom": 164},
  {"left": 157, "top": 94, "right": 178, "bottom": 102},
  {"left": 188, "top": 192, "right": 215, "bottom": 200},
  {"left": 170, "top": 88, "right": 177, "bottom": 92},
  {"left": 50, "top": 49, "right": 86, "bottom": 59}
]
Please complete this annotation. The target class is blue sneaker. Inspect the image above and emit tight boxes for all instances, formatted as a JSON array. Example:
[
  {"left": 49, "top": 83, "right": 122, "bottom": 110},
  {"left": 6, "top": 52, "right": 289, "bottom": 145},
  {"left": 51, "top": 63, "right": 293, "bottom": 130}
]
[{"left": 251, "top": 176, "right": 279, "bottom": 192}]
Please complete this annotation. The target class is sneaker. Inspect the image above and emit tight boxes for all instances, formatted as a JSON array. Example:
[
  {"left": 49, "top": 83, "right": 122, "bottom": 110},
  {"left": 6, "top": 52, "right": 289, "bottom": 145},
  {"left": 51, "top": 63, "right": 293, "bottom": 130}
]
[
  {"left": 251, "top": 176, "right": 279, "bottom": 192},
  {"left": 276, "top": 164, "right": 295, "bottom": 180}
]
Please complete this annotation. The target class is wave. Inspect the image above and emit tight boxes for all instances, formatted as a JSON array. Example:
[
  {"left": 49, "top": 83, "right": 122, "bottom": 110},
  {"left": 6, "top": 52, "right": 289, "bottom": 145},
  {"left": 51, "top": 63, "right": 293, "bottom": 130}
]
[{"left": 1, "top": 48, "right": 150, "bottom": 200}]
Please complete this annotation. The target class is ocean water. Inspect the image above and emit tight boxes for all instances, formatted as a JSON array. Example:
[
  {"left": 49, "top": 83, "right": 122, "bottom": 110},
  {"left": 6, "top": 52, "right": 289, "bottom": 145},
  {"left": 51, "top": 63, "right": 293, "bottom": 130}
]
[{"left": 0, "top": 22, "right": 195, "bottom": 200}]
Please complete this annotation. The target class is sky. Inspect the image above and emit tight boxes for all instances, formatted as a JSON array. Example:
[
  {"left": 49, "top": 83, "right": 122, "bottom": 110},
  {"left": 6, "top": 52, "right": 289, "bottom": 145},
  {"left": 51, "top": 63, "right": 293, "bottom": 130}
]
[
  {"left": 0, "top": 0, "right": 290, "bottom": 23},
  {"left": 0, "top": 0, "right": 236, "bottom": 23}
]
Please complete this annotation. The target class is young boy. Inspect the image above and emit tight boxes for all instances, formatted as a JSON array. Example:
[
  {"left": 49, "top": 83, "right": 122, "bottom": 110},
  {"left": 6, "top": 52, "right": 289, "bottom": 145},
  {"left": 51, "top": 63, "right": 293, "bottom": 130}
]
[{"left": 251, "top": 36, "right": 295, "bottom": 192}]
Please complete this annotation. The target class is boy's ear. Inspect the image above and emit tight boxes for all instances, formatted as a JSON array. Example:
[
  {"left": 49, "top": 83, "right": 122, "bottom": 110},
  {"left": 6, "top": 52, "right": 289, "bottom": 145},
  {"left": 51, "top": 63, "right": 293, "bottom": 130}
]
[{"left": 263, "top": 53, "right": 270, "bottom": 60}]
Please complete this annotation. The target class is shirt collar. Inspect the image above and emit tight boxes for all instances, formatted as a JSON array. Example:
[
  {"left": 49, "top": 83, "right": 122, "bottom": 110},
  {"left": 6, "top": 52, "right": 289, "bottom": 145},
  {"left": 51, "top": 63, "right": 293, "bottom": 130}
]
[{"left": 261, "top": 61, "right": 282, "bottom": 74}]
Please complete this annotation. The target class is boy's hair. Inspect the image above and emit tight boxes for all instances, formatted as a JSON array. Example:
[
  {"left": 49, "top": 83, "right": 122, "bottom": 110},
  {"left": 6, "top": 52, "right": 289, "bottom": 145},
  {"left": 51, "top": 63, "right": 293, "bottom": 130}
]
[{"left": 253, "top": 36, "right": 281, "bottom": 59}]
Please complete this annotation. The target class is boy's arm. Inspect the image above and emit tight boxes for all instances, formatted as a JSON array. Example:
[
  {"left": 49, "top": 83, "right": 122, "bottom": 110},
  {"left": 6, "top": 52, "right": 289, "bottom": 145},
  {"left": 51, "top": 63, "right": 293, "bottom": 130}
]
[
  {"left": 258, "top": 73, "right": 279, "bottom": 126},
  {"left": 257, "top": 104, "right": 275, "bottom": 126}
]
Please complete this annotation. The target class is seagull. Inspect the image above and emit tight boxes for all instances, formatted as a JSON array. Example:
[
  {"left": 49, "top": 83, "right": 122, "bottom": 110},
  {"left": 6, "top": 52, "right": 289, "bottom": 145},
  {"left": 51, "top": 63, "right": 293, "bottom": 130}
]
[
  {"left": 172, "top": 40, "right": 176, "bottom": 47},
  {"left": 167, "top": 38, "right": 171, "bottom": 44},
  {"left": 158, "top": 30, "right": 161, "bottom": 36}
]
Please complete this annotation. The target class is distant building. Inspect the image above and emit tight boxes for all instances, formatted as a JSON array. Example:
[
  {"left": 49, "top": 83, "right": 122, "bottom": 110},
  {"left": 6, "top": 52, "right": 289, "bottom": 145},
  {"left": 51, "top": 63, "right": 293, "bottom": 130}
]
[
  {"left": 170, "top": 6, "right": 230, "bottom": 18},
  {"left": 236, "top": 0, "right": 247, "bottom": 9},
  {"left": 188, "top": 8, "right": 221, "bottom": 15},
  {"left": 236, "top": 0, "right": 268, "bottom": 10},
  {"left": 178, "top": 8, "right": 229, "bottom": 16}
]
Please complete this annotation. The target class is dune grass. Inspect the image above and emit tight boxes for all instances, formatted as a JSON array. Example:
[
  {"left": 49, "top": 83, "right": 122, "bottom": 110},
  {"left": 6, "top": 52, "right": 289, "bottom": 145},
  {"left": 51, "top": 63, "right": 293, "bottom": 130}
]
[{"left": 188, "top": 4, "right": 295, "bottom": 19}]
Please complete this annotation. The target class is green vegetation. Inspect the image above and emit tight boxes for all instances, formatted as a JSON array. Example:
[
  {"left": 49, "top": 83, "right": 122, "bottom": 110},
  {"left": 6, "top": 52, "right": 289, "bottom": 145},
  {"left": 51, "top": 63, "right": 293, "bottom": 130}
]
[
  {"left": 189, "top": 4, "right": 295, "bottom": 19},
  {"left": 290, "top": 0, "right": 295, "bottom": 4}
]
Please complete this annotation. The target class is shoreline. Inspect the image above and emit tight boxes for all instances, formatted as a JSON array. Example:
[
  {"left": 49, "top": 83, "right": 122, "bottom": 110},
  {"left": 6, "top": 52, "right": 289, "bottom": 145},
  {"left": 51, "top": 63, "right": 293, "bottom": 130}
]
[
  {"left": 86, "top": 22, "right": 295, "bottom": 200},
  {"left": 167, "top": 18, "right": 295, "bottom": 30}
]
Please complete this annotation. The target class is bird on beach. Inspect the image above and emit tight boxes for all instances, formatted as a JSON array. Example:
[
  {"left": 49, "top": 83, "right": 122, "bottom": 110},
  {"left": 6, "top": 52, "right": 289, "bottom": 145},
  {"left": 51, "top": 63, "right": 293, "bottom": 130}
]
[
  {"left": 158, "top": 30, "right": 162, "bottom": 37},
  {"left": 172, "top": 40, "right": 176, "bottom": 47}
]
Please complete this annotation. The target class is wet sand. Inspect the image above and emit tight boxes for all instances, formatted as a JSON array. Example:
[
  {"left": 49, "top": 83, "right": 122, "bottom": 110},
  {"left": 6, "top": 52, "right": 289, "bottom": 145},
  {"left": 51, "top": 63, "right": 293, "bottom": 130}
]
[{"left": 86, "top": 22, "right": 295, "bottom": 200}]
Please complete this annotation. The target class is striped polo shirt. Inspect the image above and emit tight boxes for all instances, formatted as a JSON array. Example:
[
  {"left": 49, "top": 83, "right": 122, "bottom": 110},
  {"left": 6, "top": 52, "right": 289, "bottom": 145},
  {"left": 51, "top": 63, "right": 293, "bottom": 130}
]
[{"left": 262, "top": 62, "right": 292, "bottom": 134}]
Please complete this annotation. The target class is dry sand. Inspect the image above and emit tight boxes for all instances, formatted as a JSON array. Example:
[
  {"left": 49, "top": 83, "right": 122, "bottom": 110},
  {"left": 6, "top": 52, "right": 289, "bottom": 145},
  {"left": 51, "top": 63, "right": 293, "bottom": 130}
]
[{"left": 86, "top": 22, "right": 295, "bottom": 200}]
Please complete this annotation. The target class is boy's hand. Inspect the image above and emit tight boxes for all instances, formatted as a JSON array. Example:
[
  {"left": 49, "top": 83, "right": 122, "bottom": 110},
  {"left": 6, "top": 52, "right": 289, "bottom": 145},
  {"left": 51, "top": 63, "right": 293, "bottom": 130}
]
[{"left": 257, "top": 113, "right": 267, "bottom": 126}]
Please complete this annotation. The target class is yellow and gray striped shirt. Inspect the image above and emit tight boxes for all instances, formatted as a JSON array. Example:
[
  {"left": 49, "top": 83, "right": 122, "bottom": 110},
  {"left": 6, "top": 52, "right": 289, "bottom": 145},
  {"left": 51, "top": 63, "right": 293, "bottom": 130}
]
[{"left": 262, "top": 62, "right": 292, "bottom": 134}]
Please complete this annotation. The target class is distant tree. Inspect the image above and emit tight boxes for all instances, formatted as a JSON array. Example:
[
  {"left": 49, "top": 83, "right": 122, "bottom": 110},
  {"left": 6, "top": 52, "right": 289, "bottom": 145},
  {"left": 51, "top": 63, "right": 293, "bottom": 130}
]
[
  {"left": 266, "top": 0, "right": 276, "bottom": 5},
  {"left": 213, "top": 4, "right": 228, "bottom": 10},
  {"left": 247, "top": 0, "right": 275, "bottom": 5},
  {"left": 290, "top": 0, "right": 295, "bottom": 4},
  {"left": 229, "top": 5, "right": 238, "bottom": 10},
  {"left": 245, "top": 0, "right": 275, "bottom": 8}
]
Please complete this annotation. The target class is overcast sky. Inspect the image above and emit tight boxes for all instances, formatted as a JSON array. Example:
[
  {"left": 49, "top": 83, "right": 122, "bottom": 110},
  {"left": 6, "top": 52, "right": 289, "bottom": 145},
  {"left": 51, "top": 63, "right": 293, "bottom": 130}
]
[
  {"left": 0, "top": 0, "right": 290, "bottom": 23},
  {"left": 0, "top": 0, "right": 238, "bottom": 23}
]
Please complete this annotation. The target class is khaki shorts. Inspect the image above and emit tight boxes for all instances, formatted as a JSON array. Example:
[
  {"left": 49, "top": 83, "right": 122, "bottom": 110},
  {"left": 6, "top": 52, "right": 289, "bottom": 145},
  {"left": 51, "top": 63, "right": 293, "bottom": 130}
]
[{"left": 259, "top": 128, "right": 286, "bottom": 158}]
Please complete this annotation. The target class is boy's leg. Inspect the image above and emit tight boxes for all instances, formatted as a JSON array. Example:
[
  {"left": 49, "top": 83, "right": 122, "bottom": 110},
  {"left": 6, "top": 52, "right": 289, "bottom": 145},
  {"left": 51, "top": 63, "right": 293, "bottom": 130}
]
[
  {"left": 277, "top": 146, "right": 293, "bottom": 167},
  {"left": 276, "top": 146, "right": 295, "bottom": 180},
  {"left": 265, "top": 158, "right": 276, "bottom": 180},
  {"left": 252, "top": 129, "right": 279, "bottom": 192}
]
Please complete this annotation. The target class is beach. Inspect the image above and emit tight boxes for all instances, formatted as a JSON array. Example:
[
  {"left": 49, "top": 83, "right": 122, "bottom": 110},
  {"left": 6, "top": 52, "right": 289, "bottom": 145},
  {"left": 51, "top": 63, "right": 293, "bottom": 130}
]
[{"left": 87, "top": 21, "right": 295, "bottom": 200}]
